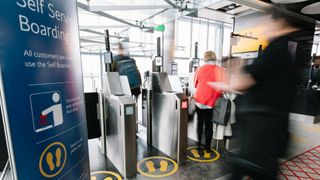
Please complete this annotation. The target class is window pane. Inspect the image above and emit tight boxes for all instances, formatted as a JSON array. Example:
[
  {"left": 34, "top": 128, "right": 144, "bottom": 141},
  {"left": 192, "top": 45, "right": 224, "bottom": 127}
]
[
  {"left": 223, "top": 26, "right": 233, "bottom": 57},
  {"left": 134, "top": 56, "right": 153, "bottom": 82},
  {"left": 215, "top": 27, "right": 222, "bottom": 60},
  {"left": 198, "top": 20, "right": 208, "bottom": 58},
  {"left": 81, "top": 53, "right": 102, "bottom": 92},
  {"left": 191, "top": 20, "right": 200, "bottom": 58},
  {"left": 312, "top": 36, "right": 320, "bottom": 55},
  {"left": 83, "top": 78, "right": 93, "bottom": 92},
  {"left": 175, "top": 58, "right": 190, "bottom": 77},
  {"left": 176, "top": 18, "right": 191, "bottom": 58},
  {"left": 208, "top": 24, "right": 217, "bottom": 54}
]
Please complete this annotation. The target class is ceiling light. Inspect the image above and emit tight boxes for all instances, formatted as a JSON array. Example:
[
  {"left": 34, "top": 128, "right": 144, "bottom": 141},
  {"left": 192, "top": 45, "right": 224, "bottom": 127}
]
[
  {"left": 271, "top": 0, "right": 310, "bottom": 4},
  {"left": 301, "top": 2, "right": 320, "bottom": 15},
  {"left": 227, "top": 4, "right": 236, "bottom": 10}
]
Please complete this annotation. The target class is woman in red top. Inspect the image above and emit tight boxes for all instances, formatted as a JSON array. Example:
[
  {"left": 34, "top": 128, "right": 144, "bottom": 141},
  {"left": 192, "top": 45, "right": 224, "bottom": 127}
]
[{"left": 194, "top": 51, "right": 228, "bottom": 153}]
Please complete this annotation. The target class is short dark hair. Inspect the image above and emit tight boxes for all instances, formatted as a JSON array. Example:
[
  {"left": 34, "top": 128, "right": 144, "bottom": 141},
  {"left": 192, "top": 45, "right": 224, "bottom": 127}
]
[{"left": 269, "top": 8, "right": 314, "bottom": 30}]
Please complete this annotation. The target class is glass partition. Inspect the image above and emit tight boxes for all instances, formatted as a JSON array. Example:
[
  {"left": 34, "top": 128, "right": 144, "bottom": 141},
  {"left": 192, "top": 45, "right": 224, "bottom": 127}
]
[
  {"left": 174, "top": 16, "right": 233, "bottom": 76},
  {"left": 81, "top": 53, "right": 102, "bottom": 92}
]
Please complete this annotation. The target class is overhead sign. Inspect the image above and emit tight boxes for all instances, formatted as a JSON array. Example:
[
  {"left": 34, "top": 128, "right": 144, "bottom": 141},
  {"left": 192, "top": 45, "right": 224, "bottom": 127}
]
[{"left": 0, "top": 0, "right": 90, "bottom": 179}]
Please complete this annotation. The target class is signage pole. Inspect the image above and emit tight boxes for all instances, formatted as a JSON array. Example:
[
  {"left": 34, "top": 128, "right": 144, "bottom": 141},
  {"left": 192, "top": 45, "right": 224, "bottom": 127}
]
[
  {"left": 0, "top": 160, "right": 10, "bottom": 180},
  {"left": 0, "top": 68, "right": 17, "bottom": 180}
]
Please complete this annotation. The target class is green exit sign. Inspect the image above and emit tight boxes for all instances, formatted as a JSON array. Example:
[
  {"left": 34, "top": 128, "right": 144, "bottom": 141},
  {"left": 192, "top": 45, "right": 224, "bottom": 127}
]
[{"left": 154, "top": 24, "right": 165, "bottom": 32}]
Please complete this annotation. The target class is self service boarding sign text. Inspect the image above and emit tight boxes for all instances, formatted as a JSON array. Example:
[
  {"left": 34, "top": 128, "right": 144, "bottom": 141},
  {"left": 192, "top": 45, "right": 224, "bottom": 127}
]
[{"left": 0, "top": 0, "right": 90, "bottom": 179}]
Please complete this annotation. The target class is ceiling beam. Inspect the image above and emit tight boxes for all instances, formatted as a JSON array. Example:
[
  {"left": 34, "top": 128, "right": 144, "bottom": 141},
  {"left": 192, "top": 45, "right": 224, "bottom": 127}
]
[
  {"left": 77, "top": 1, "right": 140, "bottom": 28},
  {"left": 80, "top": 29, "right": 104, "bottom": 35},
  {"left": 80, "top": 29, "right": 129, "bottom": 40},
  {"left": 79, "top": 25, "right": 130, "bottom": 30},
  {"left": 163, "top": 0, "right": 196, "bottom": 13},
  {"left": 163, "top": 0, "right": 178, "bottom": 8},
  {"left": 89, "top": 5, "right": 171, "bottom": 11},
  {"left": 80, "top": 38, "right": 104, "bottom": 44},
  {"left": 117, "top": 8, "right": 170, "bottom": 35}
]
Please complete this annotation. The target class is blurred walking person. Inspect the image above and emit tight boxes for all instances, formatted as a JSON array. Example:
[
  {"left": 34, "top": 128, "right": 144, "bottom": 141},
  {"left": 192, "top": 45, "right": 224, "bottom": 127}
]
[
  {"left": 112, "top": 43, "right": 142, "bottom": 100},
  {"left": 209, "top": 9, "right": 305, "bottom": 179}
]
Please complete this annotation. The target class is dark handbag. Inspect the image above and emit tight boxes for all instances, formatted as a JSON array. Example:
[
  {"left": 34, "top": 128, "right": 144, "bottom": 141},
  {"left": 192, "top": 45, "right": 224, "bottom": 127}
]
[
  {"left": 212, "top": 95, "right": 231, "bottom": 126},
  {"left": 188, "top": 97, "right": 196, "bottom": 116}
]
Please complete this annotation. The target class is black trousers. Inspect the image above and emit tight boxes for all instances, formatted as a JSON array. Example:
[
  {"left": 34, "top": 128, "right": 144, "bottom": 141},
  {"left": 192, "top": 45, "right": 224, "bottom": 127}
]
[
  {"left": 196, "top": 107, "right": 213, "bottom": 147},
  {"left": 230, "top": 112, "right": 289, "bottom": 180}
]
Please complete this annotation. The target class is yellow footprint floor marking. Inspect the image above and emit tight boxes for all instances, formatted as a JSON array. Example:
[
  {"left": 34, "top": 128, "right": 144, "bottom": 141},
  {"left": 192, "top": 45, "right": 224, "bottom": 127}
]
[
  {"left": 187, "top": 146, "right": 221, "bottom": 163},
  {"left": 56, "top": 148, "right": 62, "bottom": 167},
  {"left": 46, "top": 152, "right": 55, "bottom": 171},
  {"left": 204, "top": 151, "right": 211, "bottom": 159},
  {"left": 160, "top": 160, "right": 168, "bottom": 172},
  {"left": 191, "top": 149, "right": 200, "bottom": 158},
  {"left": 146, "top": 161, "right": 156, "bottom": 173},
  {"left": 91, "top": 171, "right": 122, "bottom": 180}
]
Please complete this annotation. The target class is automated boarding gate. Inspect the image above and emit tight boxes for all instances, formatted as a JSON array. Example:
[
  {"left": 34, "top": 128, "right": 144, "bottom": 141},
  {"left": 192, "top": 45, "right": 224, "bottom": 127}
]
[
  {"left": 102, "top": 72, "right": 137, "bottom": 178},
  {"left": 151, "top": 72, "right": 188, "bottom": 163}
]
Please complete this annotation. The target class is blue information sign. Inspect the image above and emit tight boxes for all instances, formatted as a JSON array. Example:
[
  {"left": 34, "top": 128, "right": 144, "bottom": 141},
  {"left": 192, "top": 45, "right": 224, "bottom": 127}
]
[{"left": 0, "top": 0, "right": 90, "bottom": 179}]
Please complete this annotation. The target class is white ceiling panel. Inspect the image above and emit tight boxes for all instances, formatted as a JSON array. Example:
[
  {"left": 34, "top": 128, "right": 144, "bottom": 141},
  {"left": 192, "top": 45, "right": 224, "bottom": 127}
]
[
  {"left": 301, "top": 2, "right": 320, "bottom": 15},
  {"left": 198, "top": 8, "right": 234, "bottom": 23},
  {"left": 144, "top": 9, "right": 178, "bottom": 25},
  {"left": 104, "top": 9, "right": 167, "bottom": 24},
  {"left": 89, "top": 5, "right": 171, "bottom": 11},
  {"left": 78, "top": 9, "right": 126, "bottom": 26},
  {"left": 207, "top": 0, "right": 232, "bottom": 9},
  {"left": 85, "top": 0, "right": 169, "bottom": 6}
]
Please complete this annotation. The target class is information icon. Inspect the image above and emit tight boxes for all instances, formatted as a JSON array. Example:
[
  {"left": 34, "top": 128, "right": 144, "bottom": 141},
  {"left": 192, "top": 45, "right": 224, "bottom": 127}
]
[{"left": 30, "top": 91, "right": 64, "bottom": 133}]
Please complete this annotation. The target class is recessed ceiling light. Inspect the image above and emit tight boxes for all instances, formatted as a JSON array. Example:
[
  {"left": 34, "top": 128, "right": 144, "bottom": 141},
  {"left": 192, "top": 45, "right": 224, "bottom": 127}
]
[
  {"left": 301, "top": 2, "right": 320, "bottom": 15},
  {"left": 271, "top": 0, "right": 310, "bottom": 4}
]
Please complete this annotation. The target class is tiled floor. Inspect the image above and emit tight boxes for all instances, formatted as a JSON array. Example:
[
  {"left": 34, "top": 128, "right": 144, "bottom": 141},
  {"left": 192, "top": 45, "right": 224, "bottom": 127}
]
[
  {"left": 1, "top": 120, "right": 319, "bottom": 180},
  {"left": 279, "top": 145, "right": 320, "bottom": 179},
  {"left": 286, "top": 120, "right": 320, "bottom": 160},
  {"left": 89, "top": 138, "right": 232, "bottom": 180},
  {"left": 1, "top": 92, "right": 318, "bottom": 180}
]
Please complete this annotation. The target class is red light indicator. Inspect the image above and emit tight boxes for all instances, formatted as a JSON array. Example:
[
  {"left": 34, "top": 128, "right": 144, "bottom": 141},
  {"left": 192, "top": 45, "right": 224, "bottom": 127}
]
[{"left": 182, "top": 101, "right": 188, "bottom": 109}]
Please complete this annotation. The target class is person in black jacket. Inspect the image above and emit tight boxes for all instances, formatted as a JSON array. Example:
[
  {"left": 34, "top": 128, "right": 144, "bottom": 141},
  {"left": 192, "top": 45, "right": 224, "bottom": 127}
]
[
  {"left": 112, "top": 43, "right": 142, "bottom": 99},
  {"left": 209, "top": 9, "right": 309, "bottom": 179}
]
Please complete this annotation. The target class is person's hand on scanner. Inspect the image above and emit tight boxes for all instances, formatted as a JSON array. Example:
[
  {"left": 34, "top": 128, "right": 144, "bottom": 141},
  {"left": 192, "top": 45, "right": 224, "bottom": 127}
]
[{"left": 207, "top": 82, "right": 243, "bottom": 95}]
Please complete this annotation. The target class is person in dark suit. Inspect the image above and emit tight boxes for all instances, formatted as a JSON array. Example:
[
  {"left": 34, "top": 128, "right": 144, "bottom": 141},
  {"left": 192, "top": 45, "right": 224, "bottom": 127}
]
[{"left": 209, "top": 9, "right": 308, "bottom": 179}]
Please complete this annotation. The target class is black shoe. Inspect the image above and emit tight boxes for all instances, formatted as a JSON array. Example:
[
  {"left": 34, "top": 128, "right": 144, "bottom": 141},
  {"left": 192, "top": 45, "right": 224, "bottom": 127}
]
[
  {"left": 198, "top": 146, "right": 204, "bottom": 156},
  {"left": 205, "top": 146, "right": 211, "bottom": 153}
]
